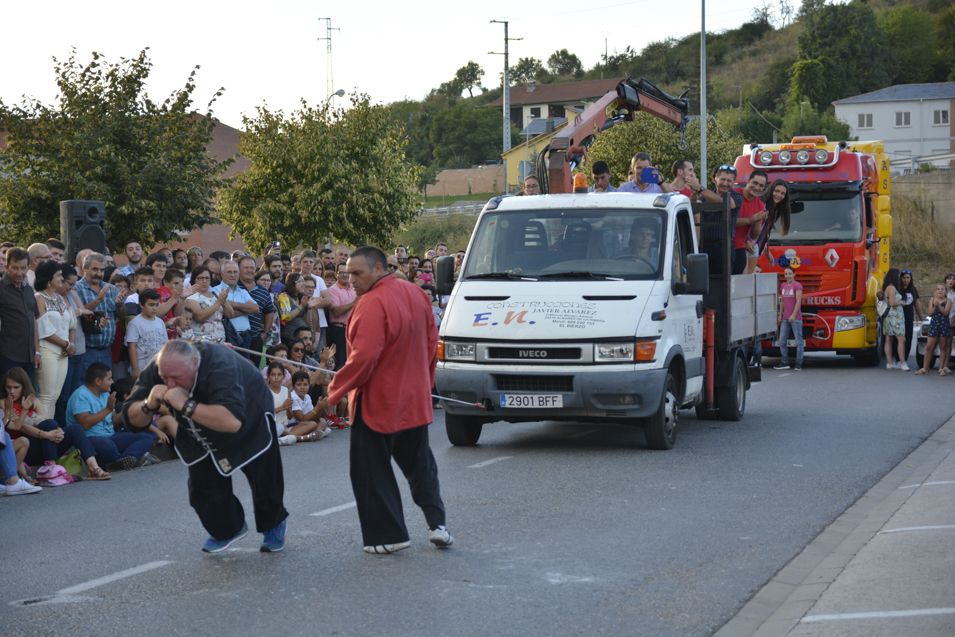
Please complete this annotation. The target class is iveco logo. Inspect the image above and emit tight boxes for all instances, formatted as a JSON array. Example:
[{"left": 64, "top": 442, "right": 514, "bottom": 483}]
[{"left": 518, "top": 350, "right": 548, "bottom": 358}]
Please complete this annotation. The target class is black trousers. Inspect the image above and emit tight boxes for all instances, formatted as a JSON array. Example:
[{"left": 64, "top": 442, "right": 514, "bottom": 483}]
[
  {"left": 328, "top": 324, "right": 347, "bottom": 370},
  {"left": 349, "top": 399, "right": 445, "bottom": 546},
  {"left": 187, "top": 431, "right": 288, "bottom": 540}
]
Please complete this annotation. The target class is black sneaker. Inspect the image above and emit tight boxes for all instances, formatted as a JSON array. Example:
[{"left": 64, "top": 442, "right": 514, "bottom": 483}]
[{"left": 108, "top": 456, "right": 139, "bottom": 471}]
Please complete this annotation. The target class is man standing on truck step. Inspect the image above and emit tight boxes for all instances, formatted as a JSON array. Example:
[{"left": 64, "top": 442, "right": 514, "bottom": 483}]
[
  {"left": 733, "top": 170, "right": 769, "bottom": 274},
  {"left": 696, "top": 165, "right": 743, "bottom": 274},
  {"left": 322, "top": 246, "right": 452, "bottom": 555}
]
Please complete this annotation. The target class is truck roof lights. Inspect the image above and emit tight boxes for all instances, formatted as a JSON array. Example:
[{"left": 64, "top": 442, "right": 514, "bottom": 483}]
[
  {"left": 796, "top": 149, "right": 811, "bottom": 164},
  {"left": 814, "top": 149, "right": 830, "bottom": 164},
  {"left": 777, "top": 150, "right": 792, "bottom": 164},
  {"left": 758, "top": 151, "right": 774, "bottom": 165}
]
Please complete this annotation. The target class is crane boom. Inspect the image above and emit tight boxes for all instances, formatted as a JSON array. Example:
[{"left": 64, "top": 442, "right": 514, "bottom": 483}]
[{"left": 544, "top": 78, "right": 689, "bottom": 193}]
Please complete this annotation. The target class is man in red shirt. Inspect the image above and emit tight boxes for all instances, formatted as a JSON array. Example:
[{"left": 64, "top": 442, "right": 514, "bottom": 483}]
[
  {"left": 733, "top": 169, "right": 769, "bottom": 274},
  {"left": 323, "top": 246, "right": 451, "bottom": 555}
]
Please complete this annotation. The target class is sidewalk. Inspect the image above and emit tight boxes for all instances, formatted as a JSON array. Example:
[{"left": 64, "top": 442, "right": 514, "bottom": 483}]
[{"left": 717, "top": 414, "right": 955, "bottom": 636}]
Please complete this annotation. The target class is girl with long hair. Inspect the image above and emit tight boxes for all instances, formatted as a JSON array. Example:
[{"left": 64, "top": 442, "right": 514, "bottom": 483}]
[
  {"left": 752, "top": 179, "right": 792, "bottom": 272},
  {"left": 898, "top": 269, "right": 922, "bottom": 360},
  {"left": 881, "top": 268, "right": 908, "bottom": 370},
  {"left": 915, "top": 283, "right": 951, "bottom": 376}
]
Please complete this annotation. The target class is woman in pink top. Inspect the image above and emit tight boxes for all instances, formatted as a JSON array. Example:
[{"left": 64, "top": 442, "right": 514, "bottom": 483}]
[{"left": 775, "top": 267, "right": 804, "bottom": 370}]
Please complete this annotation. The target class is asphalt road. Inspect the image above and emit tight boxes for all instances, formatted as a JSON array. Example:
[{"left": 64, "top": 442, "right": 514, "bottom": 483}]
[{"left": 3, "top": 354, "right": 955, "bottom": 636}]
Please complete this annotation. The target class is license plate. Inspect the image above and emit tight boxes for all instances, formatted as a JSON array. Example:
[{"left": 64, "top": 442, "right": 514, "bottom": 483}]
[{"left": 500, "top": 394, "right": 563, "bottom": 408}]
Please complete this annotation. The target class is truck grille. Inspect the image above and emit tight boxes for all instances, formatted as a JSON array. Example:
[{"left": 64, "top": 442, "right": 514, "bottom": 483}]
[
  {"left": 781, "top": 272, "right": 822, "bottom": 292},
  {"left": 487, "top": 347, "right": 581, "bottom": 360},
  {"left": 494, "top": 375, "right": 573, "bottom": 392}
]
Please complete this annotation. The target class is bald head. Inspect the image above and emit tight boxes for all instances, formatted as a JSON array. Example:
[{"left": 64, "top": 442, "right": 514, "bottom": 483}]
[
  {"left": 27, "top": 242, "right": 52, "bottom": 270},
  {"left": 156, "top": 340, "right": 201, "bottom": 390}
]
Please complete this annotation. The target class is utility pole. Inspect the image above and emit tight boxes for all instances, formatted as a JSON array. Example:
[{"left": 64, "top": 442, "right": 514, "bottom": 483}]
[
  {"left": 699, "top": 1, "right": 708, "bottom": 182},
  {"left": 490, "top": 19, "right": 521, "bottom": 193},
  {"left": 318, "top": 17, "right": 340, "bottom": 102}
]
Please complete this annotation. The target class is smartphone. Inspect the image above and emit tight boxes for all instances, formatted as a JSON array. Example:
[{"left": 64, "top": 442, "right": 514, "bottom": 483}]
[
  {"left": 640, "top": 166, "right": 661, "bottom": 185},
  {"left": 270, "top": 241, "right": 281, "bottom": 251}
]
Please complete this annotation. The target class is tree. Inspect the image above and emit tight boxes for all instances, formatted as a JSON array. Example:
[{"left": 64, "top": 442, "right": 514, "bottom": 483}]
[
  {"left": 880, "top": 8, "right": 938, "bottom": 84},
  {"left": 585, "top": 112, "right": 744, "bottom": 190},
  {"left": 547, "top": 49, "right": 584, "bottom": 79},
  {"left": 454, "top": 62, "right": 485, "bottom": 98},
  {"left": 511, "top": 57, "right": 546, "bottom": 84},
  {"left": 794, "top": 2, "right": 894, "bottom": 107},
  {"left": 218, "top": 95, "right": 421, "bottom": 252},
  {"left": 0, "top": 49, "right": 229, "bottom": 249},
  {"left": 779, "top": 98, "right": 851, "bottom": 140},
  {"left": 429, "top": 103, "right": 509, "bottom": 169}
]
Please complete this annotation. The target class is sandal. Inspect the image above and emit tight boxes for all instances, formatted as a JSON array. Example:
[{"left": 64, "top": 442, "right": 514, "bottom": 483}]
[
  {"left": 86, "top": 466, "right": 112, "bottom": 481},
  {"left": 941, "top": 368, "right": 951, "bottom": 376},
  {"left": 915, "top": 369, "right": 927, "bottom": 375}
]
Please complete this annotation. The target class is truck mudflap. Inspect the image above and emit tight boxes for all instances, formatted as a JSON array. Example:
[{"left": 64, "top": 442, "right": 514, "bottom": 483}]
[{"left": 435, "top": 364, "right": 669, "bottom": 422}]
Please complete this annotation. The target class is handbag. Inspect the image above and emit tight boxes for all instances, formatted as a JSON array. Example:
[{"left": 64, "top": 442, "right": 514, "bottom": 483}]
[{"left": 876, "top": 299, "right": 888, "bottom": 319}]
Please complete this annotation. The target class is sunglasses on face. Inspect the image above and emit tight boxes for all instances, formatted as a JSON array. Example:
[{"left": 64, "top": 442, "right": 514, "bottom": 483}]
[{"left": 292, "top": 347, "right": 304, "bottom": 353}]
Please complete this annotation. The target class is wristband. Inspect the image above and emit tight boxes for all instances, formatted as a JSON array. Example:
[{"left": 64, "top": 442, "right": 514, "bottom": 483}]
[
  {"left": 141, "top": 401, "right": 156, "bottom": 415},
  {"left": 183, "top": 399, "right": 198, "bottom": 419}
]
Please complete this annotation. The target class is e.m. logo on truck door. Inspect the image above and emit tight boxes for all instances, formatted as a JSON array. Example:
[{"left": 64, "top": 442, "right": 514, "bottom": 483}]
[{"left": 472, "top": 310, "right": 537, "bottom": 327}]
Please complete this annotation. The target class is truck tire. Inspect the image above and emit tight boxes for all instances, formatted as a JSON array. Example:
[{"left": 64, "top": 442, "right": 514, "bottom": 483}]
[
  {"left": 717, "top": 356, "right": 746, "bottom": 421},
  {"left": 445, "top": 413, "right": 483, "bottom": 446},
  {"left": 644, "top": 372, "right": 678, "bottom": 450}
]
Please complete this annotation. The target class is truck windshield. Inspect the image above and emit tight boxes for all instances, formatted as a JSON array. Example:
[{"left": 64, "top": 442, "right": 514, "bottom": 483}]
[
  {"left": 462, "top": 208, "right": 666, "bottom": 281},
  {"left": 769, "top": 191, "right": 862, "bottom": 245}
]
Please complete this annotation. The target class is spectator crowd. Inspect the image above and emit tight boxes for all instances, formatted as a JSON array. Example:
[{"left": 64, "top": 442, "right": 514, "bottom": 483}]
[{"left": 0, "top": 238, "right": 459, "bottom": 495}]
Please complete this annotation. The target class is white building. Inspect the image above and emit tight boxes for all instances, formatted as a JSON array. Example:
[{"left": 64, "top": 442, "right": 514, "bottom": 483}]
[{"left": 833, "top": 83, "right": 954, "bottom": 174}]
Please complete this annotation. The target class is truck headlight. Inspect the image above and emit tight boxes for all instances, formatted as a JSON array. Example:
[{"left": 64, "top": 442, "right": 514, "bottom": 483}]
[
  {"left": 835, "top": 315, "right": 865, "bottom": 332},
  {"left": 594, "top": 342, "right": 635, "bottom": 362},
  {"left": 442, "top": 342, "right": 476, "bottom": 361}
]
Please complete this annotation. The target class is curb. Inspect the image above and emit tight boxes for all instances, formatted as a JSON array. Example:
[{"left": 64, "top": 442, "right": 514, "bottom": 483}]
[{"left": 714, "top": 413, "right": 955, "bottom": 636}]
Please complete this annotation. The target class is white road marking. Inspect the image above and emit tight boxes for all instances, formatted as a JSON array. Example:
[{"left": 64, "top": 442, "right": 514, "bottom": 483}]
[
  {"left": 546, "top": 572, "right": 595, "bottom": 584},
  {"left": 309, "top": 501, "right": 357, "bottom": 517},
  {"left": 469, "top": 456, "right": 513, "bottom": 469},
  {"left": 56, "top": 560, "right": 173, "bottom": 596},
  {"left": 777, "top": 373, "right": 791, "bottom": 378},
  {"left": 792, "top": 464, "right": 804, "bottom": 468},
  {"left": 879, "top": 524, "right": 955, "bottom": 535},
  {"left": 568, "top": 429, "right": 599, "bottom": 439},
  {"left": 802, "top": 607, "right": 955, "bottom": 622},
  {"left": 899, "top": 480, "right": 955, "bottom": 490}
]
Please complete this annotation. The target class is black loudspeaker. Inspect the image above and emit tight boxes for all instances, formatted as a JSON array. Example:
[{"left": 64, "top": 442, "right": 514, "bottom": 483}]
[{"left": 59, "top": 200, "right": 107, "bottom": 264}]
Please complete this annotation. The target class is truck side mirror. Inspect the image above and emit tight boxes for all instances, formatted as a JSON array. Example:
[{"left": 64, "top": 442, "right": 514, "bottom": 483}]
[
  {"left": 435, "top": 256, "right": 456, "bottom": 296},
  {"left": 675, "top": 253, "right": 709, "bottom": 295}
]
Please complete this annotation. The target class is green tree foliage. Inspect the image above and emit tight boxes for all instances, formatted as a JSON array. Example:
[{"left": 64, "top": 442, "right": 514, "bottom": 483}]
[
  {"left": 717, "top": 107, "right": 783, "bottom": 145},
  {"left": 794, "top": 2, "right": 894, "bottom": 109},
  {"left": 779, "top": 98, "right": 850, "bottom": 140},
  {"left": 454, "top": 62, "right": 485, "bottom": 98},
  {"left": 880, "top": 8, "right": 938, "bottom": 84},
  {"left": 0, "top": 49, "right": 228, "bottom": 249},
  {"left": 934, "top": 6, "right": 955, "bottom": 80},
  {"left": 749, "top": 55, "right": 797, "bottom": 113},
  {"left": 430, "top": 103, "right": 511, "bottom": 168},
  {"left": 547, "top": 49, "right": 584, "bottom": 78},
  {"left": 511, "top": 57, "right": 546, "bottom": 84},
  {"left": 218, "top": 96, "right": 420, "bottom": 252},
  {"left": 585, "top": 113, "right": 744, "bottom": 189},
  {"left": 392, "top": 214, "right": 478, "bottom": 255}
]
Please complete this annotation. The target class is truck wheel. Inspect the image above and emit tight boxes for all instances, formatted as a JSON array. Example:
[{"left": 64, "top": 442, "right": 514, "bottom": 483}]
[
  {"left": 644, "top": 372, "right": 678, "bottom": 450},
  {"left": 717, "top": 356, "right": 746, "bottom": 421},
  {"left": 445, "top": 413, "right": 483, "bottom": 446}
]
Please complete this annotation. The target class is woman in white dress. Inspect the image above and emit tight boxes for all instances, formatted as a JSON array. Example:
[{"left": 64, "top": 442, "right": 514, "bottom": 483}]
[
  {"left": 34, "top": 261, "right": 76, "bottom": 418},
  {"left": 181, "top": 265, "right": 229, "bottom": 343}
]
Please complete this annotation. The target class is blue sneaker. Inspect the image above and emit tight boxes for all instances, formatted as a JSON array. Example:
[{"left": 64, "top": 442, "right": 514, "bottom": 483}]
[
  {"left": 201, "top": 523, "right": 248, "bottom": 554},
  {"left": 260, "top": 519, "right": 287, "bottom": 553}
]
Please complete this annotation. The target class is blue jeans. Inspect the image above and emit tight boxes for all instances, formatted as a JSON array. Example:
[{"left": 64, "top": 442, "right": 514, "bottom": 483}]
[
  {"left": 0, "top": 430, "right": 17, "bottom": 480},
  {"left": 779, "top": 319, "right": 804, "bottom": 367},
  {"left": 55, "top": 355, "right": 83, "bottom": 426},
  {"left": 76, "top": 348, "right": 112, "bottom": 392},
  {"left": 24, "top": 420, "right": 98, "bottom": 466},
  {"left": 88, "top": 431, "right": 155, "bottom": 465}
]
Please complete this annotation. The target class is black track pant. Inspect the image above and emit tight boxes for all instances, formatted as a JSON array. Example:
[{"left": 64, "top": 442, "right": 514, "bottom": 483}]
[
  {"left": 187, "top": 433, "right": 288, "bottom": 540},
  {"left": 349, "top": 399, "right": 445, "bottom": 546}
]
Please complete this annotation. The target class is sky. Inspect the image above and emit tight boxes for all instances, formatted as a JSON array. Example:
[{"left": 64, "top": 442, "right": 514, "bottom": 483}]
[{"left": 3, "top": 0, "right": 772, "bottom": 128}]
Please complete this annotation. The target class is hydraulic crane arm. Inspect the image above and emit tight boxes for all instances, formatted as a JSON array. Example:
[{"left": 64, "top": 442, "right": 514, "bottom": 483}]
[{"left": 543, "top": 78, "right": 689, "bottom": 193}]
